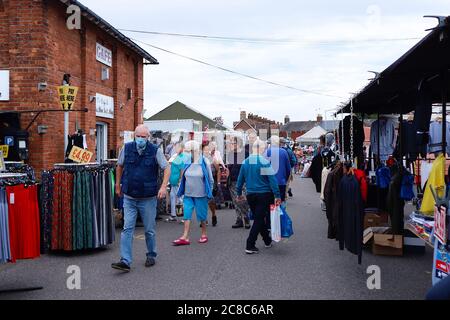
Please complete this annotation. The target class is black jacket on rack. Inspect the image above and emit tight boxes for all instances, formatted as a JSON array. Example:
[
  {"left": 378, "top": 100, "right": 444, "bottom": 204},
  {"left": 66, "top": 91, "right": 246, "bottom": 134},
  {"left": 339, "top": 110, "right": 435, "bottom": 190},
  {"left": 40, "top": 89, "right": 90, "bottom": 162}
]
[
  {"left": 338, "top": 115, "right": 365, "bottom": 159},
  {"left": 338, "top": 174, "right": 364, "bottom": 264},
  {"left": 310, "top": 149, "right": 335, "bottom": 193},
  {"left": 323, "top": 162, "right": 343, "bottom": 240},
  {"left": 393, "top": 120, "right": 427, "bottom": 161},
  {"left": 387, "top": 167, "right": 405, "bottom": 235},
  {"left": 414, "top": 81, "right": 433, "bottom": 152}
]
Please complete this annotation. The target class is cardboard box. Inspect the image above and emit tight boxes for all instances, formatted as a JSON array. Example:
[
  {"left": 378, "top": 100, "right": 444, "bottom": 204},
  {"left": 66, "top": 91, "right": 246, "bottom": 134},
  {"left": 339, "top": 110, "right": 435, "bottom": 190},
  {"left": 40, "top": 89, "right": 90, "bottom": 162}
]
[
  {"left": 372, "top": 234, "right": 403, "bottom": 256},
  {"left": 364, "top": 213, "right": 382, "bottom": 229}
]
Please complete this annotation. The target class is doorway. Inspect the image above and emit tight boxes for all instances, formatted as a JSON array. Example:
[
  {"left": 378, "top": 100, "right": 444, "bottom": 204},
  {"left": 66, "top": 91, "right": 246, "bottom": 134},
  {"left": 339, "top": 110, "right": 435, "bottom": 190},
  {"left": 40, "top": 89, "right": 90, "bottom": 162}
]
[{"left": 96, "top": 122, "right": 108, "bottom": 161}]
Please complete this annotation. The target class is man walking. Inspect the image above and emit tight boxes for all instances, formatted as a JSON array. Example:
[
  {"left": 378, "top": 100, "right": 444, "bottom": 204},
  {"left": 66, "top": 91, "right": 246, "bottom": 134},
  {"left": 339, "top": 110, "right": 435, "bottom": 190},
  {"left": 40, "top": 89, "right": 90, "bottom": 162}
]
[
  {"left": 280, "top": 138, "right": 297, "bottom": 198},
  {"left": 265, "top": 136, "right": 292, "bottom": 204},
  {"left": 112, "top": 125, "right": 170, "bottom": 272},
  {"left": 237, "top": 139, "right": 281, "bottom": 254}
]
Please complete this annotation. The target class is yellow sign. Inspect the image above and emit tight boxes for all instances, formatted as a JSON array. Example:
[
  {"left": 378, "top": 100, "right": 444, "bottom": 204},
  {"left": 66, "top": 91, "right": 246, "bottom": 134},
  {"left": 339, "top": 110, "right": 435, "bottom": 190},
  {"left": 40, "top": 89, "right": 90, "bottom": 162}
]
[
  {"left": 58, "top": 85, "right": 79, "bottom": 111},
  {"left": 68, "top": 146, "right": 93, "bottom": 164},
  {"left": 0, "top": 145, "right": 9, "bottom": 158}
]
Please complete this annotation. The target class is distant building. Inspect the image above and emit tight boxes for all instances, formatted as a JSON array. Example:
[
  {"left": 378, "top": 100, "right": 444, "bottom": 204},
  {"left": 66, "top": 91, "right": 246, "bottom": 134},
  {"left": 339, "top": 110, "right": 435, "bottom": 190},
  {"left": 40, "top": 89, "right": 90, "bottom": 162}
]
[
  {"left": 233, "top": 111, "right": 282, "bottom": 139},
  {"left": 281, "top": 114, "right": 340, "bottom": 141},
  {"left": 146, "top": 101, "right": 228, "bottom": 131}
]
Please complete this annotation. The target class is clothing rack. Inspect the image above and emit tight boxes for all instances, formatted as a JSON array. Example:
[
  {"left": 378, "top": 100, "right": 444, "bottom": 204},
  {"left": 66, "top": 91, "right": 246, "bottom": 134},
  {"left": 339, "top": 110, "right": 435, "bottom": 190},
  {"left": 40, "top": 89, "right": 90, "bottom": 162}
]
[{"left": 0, "top": 173, "right": 43, "bottom": 294}]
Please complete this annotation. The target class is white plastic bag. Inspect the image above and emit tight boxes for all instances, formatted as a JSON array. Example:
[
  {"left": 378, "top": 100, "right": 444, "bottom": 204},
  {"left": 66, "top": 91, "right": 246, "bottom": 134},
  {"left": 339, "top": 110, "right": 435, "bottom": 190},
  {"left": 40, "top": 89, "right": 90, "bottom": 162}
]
[{"left": 270, "top": 205, "right": 282, "bottom": 242}]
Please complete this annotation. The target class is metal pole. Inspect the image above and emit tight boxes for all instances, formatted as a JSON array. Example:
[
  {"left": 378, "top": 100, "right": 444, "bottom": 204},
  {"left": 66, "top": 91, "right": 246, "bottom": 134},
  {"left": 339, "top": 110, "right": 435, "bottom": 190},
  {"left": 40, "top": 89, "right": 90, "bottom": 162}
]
[{"left": 64, "top": 111, "right": 69, "bottom": 156}]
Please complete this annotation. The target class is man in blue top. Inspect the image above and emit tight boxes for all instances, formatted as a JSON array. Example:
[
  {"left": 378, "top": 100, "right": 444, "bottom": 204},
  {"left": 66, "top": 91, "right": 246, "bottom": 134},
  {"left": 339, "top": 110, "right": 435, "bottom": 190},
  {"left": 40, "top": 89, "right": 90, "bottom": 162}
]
[
  {"left": 264, "top": 136, "right": 292, "bottom": 204},
  {"left": 112, "top": 125, "right": 171, "bottom": 272},
  {"left": 280, "top": 137, "right": 297, "bottom": 198},
  {"left": 237, "top": 139, "right": 281, "bottom": 254}
]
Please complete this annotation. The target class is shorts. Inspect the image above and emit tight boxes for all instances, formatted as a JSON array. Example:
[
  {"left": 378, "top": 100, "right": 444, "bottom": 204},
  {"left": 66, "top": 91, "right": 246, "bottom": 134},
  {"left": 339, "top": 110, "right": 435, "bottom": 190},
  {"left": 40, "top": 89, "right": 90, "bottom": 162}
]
[{"left": 183, "top": 196, "right": 209, "bottom": 222}]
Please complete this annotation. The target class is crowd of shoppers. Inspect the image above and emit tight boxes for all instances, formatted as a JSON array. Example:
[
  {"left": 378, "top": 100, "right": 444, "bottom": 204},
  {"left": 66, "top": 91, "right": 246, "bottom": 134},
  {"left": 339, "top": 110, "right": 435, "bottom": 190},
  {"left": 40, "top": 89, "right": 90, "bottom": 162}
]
[{"left": 112, "top": 126, "right": 295, "bottom": 272}]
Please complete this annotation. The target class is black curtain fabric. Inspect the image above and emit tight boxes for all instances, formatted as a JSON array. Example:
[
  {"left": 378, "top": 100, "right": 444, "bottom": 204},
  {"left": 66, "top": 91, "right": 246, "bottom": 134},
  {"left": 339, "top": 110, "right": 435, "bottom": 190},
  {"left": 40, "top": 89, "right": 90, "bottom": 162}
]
[
  {"left": 338, "top": 115, "right": 365, "bottom": 159},
  {"left": 310, "top": 155, "right": 323, "bottom": 193},
  {"left": 414, "top": 81, "right": 433, "bottom": 153},
  {"left": 338, "top": 174, "right": 365, "bottom": 265},
  {"left": 394, "top": 120, "right": 427, "bottom": 161},
  {"left": 40, "top": 165, "right": 115, "bottom": 252}
]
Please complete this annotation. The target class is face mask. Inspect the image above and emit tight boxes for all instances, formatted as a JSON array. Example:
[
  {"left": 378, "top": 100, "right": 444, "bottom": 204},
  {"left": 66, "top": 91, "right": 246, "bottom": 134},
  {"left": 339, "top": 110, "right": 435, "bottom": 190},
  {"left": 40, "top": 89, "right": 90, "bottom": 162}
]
[{"left": 135, "top": 137, "right": 147, "bottom": 149}]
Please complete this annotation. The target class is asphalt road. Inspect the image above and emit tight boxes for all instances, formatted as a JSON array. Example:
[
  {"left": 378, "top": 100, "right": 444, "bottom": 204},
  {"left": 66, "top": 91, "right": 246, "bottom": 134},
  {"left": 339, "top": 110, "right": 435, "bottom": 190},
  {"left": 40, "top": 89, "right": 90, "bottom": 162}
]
[{"left": 0, "top": 176, "right": 434, "bottom": 300}]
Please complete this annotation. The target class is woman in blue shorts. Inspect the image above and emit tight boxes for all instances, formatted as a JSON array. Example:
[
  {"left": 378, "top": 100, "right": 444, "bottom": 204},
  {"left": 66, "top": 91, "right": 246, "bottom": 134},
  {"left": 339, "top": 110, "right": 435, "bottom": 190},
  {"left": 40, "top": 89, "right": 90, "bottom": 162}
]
[{"left": 173, "top": 140, "right": 214, "bottom": 246}]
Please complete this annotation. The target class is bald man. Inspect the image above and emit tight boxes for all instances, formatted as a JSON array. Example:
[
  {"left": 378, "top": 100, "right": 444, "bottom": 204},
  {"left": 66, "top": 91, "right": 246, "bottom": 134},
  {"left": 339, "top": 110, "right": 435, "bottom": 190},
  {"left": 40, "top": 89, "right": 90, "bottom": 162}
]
[{"left": 112, "top": 125, "right": 171, "bottom": 272}]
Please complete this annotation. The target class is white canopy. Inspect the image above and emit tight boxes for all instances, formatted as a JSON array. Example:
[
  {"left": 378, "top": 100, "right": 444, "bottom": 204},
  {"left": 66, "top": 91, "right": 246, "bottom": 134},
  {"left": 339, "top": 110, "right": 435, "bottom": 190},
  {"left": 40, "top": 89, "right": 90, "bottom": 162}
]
[{"left": 296, "top": 126, "right": 327, "bottom": 144}]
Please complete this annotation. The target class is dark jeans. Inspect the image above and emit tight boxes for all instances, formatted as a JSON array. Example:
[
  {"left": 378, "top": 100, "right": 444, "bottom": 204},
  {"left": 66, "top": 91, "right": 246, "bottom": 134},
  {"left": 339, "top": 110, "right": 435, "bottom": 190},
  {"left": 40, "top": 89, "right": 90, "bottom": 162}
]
[
  {"left": 246, "top": 192, "right": 274, "bottom": 249},
  {"left": 279, "top": 185, "right": 286, "bottom": 202},
  {"left": 426, "top": 276, "right": 450, "bottom": 300}
]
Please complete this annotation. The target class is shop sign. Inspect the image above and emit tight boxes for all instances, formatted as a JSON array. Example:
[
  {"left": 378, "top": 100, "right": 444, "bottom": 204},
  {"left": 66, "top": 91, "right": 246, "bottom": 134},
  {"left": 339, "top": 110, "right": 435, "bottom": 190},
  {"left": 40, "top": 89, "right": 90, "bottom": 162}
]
[
  {"left": 96, "top": 93, "right": 114, "bottom": 119},
  {"left": 0, "top": 70, "right": 9, "bottom": 101},
  {"left": 68, "top": 146, "right": 93, "bottom": 163},
  {"left": 0, "top": 145, "right": 9, "bottom": 158},
  {"left": 435, "top": 205, "right": 448, "bottom": 246},
  {"left": 4, "top": 136, "right": 14, "bottom": 147},
  {"left": 58, "top": 85, "right": 79, "bottom": 111},
  {"left": 96, "top": 43, "right": 112, "bottom": 67}
]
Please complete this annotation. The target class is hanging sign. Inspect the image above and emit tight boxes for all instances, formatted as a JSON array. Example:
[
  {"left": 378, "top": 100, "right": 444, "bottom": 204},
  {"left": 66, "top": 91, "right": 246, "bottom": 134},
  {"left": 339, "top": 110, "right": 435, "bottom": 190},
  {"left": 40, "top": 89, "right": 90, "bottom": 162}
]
[
  {"left": 96, "top": 43, "right": 113, "bottom": 67},
  {"left": 96, "top": 93, "right": 114, "bottom": 119},
  {"left": 434, "top": 205, "right": 448, "bottom": 246},
  {"left": 0, "top": 150, "right": 5, "bottom": 172},
  {"left": 0, "top": 70, "right": 10, "bottom": 101},
  {"left": 68, "top": 146, "right": 93, "bottom": 163},
  {"left": 58, "top": 86, "right": 79, "bottom": 111},
  {"left": 0, "top": 145, "right": 9, "bottom": 158}
]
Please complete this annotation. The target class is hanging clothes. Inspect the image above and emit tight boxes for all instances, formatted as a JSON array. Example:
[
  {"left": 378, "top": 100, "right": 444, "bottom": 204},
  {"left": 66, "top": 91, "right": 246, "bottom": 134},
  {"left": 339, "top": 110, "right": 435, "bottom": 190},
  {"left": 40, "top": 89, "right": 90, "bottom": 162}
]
[
  {"left": 428, "top": 121, "right": 450, "bottom": 155},
  {"left": 421, "top": 160, "right": 434, "bottom": 190},
  {"left": 393, "top": 120, "right": 427, "bottom": 161},
  {"left": 338, "top": 174, "right": 365, "bottom": 265},
  {"left": 420, "top": 154, "right": 446, "bottom": 215},
  {"left": 370, "top": 117, "right": 396, "bottom": 161},
  {"left": 337, "top": 115, "right": 365, "bottom": 158},
  {"left": 387, "top": 167, "right": 405, "bottom": 235},
  {"left": 323, "top": 163, "right": 343, "bottom": 239},
  {"left": 320, "top": 167, "right": 331, "bottom": 201},
  {"left": 353, "top": 169, "right": 368, "bottom": 203},
  {"left": 0, "top": 188, "right": 11, "bottom": 264}
]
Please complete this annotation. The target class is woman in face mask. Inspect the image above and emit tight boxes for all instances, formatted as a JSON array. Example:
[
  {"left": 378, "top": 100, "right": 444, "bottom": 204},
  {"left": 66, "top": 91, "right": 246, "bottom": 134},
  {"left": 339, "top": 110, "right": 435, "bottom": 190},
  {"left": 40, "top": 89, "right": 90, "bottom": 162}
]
[{"left": 173, "top": 140, "right": 215, "bottom": 246}]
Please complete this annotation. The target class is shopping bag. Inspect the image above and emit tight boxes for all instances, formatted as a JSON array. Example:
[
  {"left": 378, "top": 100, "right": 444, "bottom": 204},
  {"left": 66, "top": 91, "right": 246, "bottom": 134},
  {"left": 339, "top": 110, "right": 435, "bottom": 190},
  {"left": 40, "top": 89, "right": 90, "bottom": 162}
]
[
  {"left": 270, "top": 205, "right": 282, "bottom": 242},
  {"left": 280, "top": 206, "right": 294, "bottom": 238}
]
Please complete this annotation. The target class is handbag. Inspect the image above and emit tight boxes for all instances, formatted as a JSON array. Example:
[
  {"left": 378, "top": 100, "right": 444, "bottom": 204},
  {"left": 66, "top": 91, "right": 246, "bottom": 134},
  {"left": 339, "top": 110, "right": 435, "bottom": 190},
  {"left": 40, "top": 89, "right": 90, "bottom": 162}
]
[
  {"left": 270, "top": 205, "right": 282, "bottom": 242},
  {"left": 280, "top": 206, "right": 294, "bottom": 238}
]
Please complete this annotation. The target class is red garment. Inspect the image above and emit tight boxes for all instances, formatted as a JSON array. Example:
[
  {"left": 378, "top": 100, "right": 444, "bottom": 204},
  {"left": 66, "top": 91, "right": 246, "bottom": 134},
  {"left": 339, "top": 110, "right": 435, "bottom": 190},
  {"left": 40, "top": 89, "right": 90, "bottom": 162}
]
[
  {"left": 353, "top": 169, "right": 368, "bottom": 203},
  {"left": 7, "top": 185, "right": 40, "bottom": 262},
  {"left": 51, "top": 171, "right": 73, "bottom": 251}
]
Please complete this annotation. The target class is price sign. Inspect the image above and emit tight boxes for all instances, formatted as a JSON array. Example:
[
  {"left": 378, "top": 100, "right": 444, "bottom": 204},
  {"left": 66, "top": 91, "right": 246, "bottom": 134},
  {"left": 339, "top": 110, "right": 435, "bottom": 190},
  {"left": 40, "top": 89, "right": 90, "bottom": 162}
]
[
  {"left": 0, "top": 145, "right": 9, "bottom": 158},
  {"left": 58, "top": 85, "right": 79, "bottom": 111},
  {"left": 435, "top": 205, "right": 448, "bottom": 246},
  {"left": 68, "top": 146, "right": 93, "bottom": 164}
]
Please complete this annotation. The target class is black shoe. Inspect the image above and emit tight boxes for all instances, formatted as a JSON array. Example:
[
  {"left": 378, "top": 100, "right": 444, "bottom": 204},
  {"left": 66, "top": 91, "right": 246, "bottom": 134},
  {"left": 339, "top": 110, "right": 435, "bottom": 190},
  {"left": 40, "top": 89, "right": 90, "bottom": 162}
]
[
  {"left": 232, "top": 220, "right": 244, "bottom": 229},
  {"left": 212, "top": 216, "right": 217, "bottom": 227},
  {"left": 244, "top": 218, "right": 251, "bottom": 229},
  {"left": 145, "top": 257, "right": 156, "bottom": 268},
  {"left": 245, "top": 247, "right": 259, "bottom": 254},
  {"left": 288, "top": 189, "right": 293, "bottom": 197},
  {"left": 265, "top": 241, "right": 273, "bottom": 248},
  {"left": 111, "top": 261, "right": 130, "bottom": 272}
]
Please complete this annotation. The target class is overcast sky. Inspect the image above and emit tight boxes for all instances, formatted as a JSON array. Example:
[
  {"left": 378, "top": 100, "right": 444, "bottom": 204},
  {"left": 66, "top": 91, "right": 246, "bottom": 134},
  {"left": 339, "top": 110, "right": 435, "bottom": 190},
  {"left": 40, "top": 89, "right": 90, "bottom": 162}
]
[{"left": 83, "top": 1, "right": 450, "bottom": 127}]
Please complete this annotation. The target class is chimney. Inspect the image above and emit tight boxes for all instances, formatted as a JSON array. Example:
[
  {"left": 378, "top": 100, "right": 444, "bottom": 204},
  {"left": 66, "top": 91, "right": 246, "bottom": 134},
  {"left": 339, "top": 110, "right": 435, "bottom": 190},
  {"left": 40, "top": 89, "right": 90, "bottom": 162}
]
[
  {"left": 284, "top": 115, "right": 290, "bottom": 124},
  {"left": 317, "top": 114, "right": 323, "bottom": 123},
  {"left": 240, "top": 111, "right": 247, "bottom": 121}
]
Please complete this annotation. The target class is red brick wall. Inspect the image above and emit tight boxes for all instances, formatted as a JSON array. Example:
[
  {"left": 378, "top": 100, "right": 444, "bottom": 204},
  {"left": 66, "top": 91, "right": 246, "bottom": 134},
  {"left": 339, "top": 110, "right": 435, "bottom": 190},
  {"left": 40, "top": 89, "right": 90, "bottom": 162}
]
[{"left": 0, "top": 0, "right": 145, "bottom": 173}]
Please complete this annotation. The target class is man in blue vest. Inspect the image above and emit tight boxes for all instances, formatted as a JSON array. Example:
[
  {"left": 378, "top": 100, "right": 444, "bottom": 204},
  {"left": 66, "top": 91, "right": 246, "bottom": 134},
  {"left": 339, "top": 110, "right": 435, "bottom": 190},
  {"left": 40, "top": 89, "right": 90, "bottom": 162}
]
[{"left": 112, "top": 125, "right": 170, "bottom": 272}]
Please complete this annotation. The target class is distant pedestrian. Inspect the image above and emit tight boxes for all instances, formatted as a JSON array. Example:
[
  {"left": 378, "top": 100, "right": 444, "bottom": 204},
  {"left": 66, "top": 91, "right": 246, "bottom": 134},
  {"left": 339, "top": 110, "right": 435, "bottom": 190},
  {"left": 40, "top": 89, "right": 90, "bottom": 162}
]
[
  {"left": 226, "top": 136, "right": 251, "bottom": 229},
  {"left": 264, "top": 136, "right": 292, "bottom": 204},
  {"left": 237, "top": 139, "right": 281, "bottom": 254},
  {"left": 166, "top": 142, "right": 188, "bottom": 222},
  {"left": 280, "top": 137, "right": 297, "bottom": 198},
  {"left": 112, "top": 125, "right": 170, "bottom": 272},
  {"left": 173, "top": 140, "right": 214, "bottom": 246}
]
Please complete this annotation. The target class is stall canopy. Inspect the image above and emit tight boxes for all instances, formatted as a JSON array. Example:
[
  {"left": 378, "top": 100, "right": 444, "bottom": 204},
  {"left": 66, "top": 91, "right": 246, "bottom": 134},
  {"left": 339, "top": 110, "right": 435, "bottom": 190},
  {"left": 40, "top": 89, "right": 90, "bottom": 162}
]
[
  {"left": 338, "top": 16, "right": 450, "bottom": 115},
  {"left": 296, "top": 126, "right": 327, "bottom": 144}
]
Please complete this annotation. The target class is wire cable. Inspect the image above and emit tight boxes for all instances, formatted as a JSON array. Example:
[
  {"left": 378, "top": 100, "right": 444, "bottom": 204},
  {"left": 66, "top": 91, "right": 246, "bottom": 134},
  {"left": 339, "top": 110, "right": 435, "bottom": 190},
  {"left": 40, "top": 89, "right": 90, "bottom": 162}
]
[
  {"left": 131, "top": 38, "right": 344, "bottom": 98},
  {"left": 120, "top": 28, "right": 421, "bottom": 45}
]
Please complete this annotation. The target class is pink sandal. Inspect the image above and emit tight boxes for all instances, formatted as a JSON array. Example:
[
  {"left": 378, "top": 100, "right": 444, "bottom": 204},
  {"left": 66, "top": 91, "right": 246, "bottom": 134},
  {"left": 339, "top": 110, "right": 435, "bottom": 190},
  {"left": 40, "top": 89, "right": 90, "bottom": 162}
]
[
  {"left": 198, "top": 236, "right": 208, "bottom": 244},
  {"left": 173, "top": 238, "right": 190, "bottom": 246}
]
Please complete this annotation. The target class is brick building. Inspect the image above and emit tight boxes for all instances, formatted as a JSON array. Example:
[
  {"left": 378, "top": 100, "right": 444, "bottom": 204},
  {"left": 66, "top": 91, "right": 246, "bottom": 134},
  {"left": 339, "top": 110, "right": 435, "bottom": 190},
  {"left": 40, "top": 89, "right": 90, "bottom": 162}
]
[
  {"left": 0, "top": 0, "right": 158, "bottom": 172},
  {"left": 233, "top": 111, "right": 282, "bottom": 139}
]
